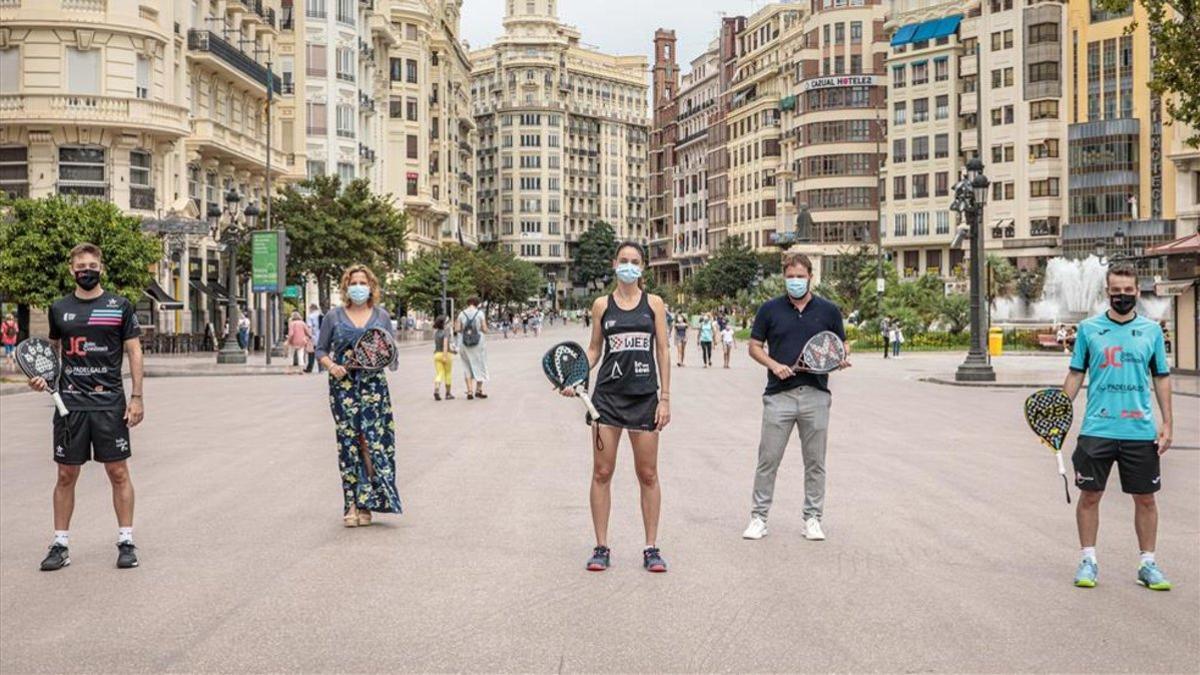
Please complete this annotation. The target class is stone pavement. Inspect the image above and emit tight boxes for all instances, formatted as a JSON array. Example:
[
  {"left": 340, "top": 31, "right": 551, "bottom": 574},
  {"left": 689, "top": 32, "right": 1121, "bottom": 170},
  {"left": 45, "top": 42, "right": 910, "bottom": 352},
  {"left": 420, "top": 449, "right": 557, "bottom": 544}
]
[{"left": 1, "top": 325, "right": 1197, "bottom": 672}]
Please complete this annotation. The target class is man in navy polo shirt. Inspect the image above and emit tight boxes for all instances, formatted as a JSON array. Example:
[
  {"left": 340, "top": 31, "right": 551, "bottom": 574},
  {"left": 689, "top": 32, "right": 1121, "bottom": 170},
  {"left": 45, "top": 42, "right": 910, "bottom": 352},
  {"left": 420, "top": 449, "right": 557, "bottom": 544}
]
[{"left": 743, "top": 252, "right": 849, "bottom": 542}]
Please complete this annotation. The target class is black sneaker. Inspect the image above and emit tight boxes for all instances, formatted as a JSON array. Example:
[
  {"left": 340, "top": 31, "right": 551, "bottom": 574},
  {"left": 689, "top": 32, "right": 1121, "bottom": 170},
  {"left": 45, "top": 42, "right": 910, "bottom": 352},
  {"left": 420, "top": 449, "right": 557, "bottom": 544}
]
[
  {"left": 643, "top": 547, "right": 667, "bottom": 573},
  {"left": 116, "top": 542, "right": 139, "bottom": 569},
  {"left": 586, "top": 545, "right": 610, "bottom": 572},
  {"left": 40, "top": 544, "right": 70, "bottom": 571}
]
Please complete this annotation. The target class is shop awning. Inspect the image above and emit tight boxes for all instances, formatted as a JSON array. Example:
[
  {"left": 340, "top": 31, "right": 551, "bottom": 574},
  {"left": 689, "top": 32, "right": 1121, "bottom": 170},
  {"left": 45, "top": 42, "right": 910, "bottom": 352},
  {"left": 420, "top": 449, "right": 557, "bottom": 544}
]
[
  {"left": 891, "top": 15, "right": 962, "bottom": 47},
  {"left": 1155, "top": 280, "right": 1196, "bottom": 296},
  {"left": 890, "top": 24, "right": 918, "bottom": 46},
  {"left": 188, "top": 279, "right": 208, "bottom": 296},
  {"left": 206, "top": 282, "right": 230, "bottom": 302},
  {"left": 145, "top": 279, "right": 183, "bottom": 310}
]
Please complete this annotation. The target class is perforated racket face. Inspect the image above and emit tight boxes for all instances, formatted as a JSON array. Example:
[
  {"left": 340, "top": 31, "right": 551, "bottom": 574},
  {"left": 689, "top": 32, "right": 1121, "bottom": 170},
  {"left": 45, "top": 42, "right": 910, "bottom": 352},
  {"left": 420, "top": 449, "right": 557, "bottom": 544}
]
[
  {"left": 542, "top": 341, "right": 588, "bottom": 389},
  {"left": 350, "top": 328, "right": 395, "bottom": 370},
  {"left": 16, "top": 338, "right": 60, "bottom": 382},
  {"left": 1024, "top": 388, "right": 1073, "bottom": 451},
  {"left": 797, "top": 331, "right": 845, "bottom": 374}
]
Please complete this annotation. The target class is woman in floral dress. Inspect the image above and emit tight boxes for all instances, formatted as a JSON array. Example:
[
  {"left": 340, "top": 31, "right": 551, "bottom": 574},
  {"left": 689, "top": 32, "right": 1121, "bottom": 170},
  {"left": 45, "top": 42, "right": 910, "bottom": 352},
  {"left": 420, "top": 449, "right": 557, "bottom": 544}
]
[{"left": 315, "top": 265, "right": 402, "bottom": 526}]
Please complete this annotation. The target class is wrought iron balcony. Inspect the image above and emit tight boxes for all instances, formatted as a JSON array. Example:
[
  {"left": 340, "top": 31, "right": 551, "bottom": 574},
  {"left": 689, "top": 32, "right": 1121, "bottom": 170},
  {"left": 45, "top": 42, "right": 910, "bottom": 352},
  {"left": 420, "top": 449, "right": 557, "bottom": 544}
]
[{"left": 187, "top": 30, "right": 280, "bottom": 94}]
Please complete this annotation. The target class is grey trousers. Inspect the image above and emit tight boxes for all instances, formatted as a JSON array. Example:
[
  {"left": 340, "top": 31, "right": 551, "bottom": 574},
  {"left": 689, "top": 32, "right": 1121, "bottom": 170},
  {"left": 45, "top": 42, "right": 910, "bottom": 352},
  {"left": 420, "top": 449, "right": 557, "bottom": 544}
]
[{"left": 751, "top": 386, "right": 831, "bottom": 522}]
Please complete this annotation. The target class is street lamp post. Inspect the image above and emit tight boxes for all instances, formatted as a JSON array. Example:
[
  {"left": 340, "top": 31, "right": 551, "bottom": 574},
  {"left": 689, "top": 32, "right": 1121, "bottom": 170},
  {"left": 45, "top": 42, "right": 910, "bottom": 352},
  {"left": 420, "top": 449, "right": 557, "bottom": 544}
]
[
  {"left": 439, "top": 258, "right": 450, "bottom": 318},
  {"left": 209, "top": 188, "right": 258, "bottom": 365},
  {"left": 548, "top": 271, "right": 558, "bottom": 313},
  {"left": 952, "top": 157, "right": 996, "bottom": 382}
]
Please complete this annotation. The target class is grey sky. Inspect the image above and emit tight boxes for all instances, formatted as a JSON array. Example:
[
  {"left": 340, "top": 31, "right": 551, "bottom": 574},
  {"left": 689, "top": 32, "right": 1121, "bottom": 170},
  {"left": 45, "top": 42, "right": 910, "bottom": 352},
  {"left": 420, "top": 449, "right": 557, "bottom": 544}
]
[{"left": 460, "top": 0, "right": 774, "bottom": 77}]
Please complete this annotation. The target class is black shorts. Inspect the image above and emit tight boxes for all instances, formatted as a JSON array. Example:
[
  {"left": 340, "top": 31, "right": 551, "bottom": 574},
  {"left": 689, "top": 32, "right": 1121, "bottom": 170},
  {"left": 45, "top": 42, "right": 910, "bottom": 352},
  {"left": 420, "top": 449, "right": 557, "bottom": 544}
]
[
  {"left": 592, "top": 390, "right": 658, "bottom": 432},
  {"left": 52, "top": 409, "right": 132, "bottom": 465},
  {"left": 1072, "top": 434, "right": 1160, "bottom": 494}
]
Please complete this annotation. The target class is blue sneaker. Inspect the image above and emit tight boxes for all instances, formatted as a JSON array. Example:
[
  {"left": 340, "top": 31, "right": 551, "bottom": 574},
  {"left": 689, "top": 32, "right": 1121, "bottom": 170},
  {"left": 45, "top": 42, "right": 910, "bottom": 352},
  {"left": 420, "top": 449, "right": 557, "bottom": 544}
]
[
  {"left": 586, "top": 546, "right": 610, "bottom": 572},
  {"left": 1074, "top": 558, "right": 1098, "bottom": 588},
  {"left": 1137, "top": 562, "right": 1172, "bottom": 591}
]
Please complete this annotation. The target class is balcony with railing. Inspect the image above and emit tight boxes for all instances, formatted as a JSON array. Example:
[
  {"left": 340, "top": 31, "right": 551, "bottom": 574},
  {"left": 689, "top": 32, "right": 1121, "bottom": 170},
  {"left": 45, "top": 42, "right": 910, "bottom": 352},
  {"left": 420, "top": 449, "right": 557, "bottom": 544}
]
[
  {"left": 187, "top": 30, "right": 280, "bottom": 94},
  {"left": 358, "top": 143, "right": 376, "bottom": 163},
  {"left": 0, "top": 94, "right": 190, "bottom": 138},
  {"left": 459, "top": 171, "right": 473, "bottom": 185},
  {"left": 130, "top": 186, "right": 156, "bottom": 211}
]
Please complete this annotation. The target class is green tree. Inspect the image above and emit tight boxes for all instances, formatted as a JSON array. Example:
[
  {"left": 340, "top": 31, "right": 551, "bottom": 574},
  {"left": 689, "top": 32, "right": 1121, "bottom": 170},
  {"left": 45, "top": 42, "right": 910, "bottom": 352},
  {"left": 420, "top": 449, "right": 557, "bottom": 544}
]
[
  {"left": 937, "top": 292, "right": 971, "bottom": 334},
  {"left": 0, "top": 195, "right": 160, "bottom": 309},
  {"left": 987, "top": 254, "right": 1018, "bottom": 305},
  {"left": 1097, "top": 0, "right": 1200, "bottom": 147},
  {"left": 573, "top": 220, "right": 618, "bottom": 291},
  {"left": 272, "top": 175, "right": 407, "bottom": 308},
  {"left": 690, "top": 238, "right": 762, "bottom": 300},
  {"left": 392, "top": 245, "right": 544, "bottom": 316},
  {"left": 815, "top": 246, "right": 876, "bottom": 315}
]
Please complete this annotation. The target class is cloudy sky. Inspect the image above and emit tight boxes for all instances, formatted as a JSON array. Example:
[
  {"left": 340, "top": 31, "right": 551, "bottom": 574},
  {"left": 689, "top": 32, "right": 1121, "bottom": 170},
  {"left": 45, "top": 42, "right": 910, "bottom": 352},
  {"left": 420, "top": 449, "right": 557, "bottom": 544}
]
[{"left": 460, "top": 0, "right": 776, "bottom": 75}]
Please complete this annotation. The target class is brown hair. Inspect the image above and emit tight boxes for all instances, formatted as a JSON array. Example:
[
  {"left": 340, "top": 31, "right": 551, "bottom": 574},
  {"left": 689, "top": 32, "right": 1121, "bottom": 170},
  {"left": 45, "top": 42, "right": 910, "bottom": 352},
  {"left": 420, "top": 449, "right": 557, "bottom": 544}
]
[
  {"left": 69, "top": 243, "right": 103, "bottom": 264},
  {"left": 340, "top": 264, "right": 380, "bottom": 307},
  {"left": 1105, "top": 262, "right": 1138, "bottom": 287},
  {"left": 782, "top": 252, "right": 813, "bottom": 274}
]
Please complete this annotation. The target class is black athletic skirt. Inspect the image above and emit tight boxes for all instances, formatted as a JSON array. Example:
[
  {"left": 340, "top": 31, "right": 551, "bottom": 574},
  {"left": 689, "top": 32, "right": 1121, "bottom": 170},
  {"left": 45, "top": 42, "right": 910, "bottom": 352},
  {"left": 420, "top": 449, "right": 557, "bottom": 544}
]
[{"left": 592, "top": 390, "right": 659, "bottom": 432}]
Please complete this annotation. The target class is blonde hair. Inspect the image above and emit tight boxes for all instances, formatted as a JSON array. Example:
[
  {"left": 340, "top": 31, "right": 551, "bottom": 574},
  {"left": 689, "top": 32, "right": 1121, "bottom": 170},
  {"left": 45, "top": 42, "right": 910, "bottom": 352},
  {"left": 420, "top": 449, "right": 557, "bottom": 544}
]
[{"left": 339, "top": 264, "right": 381, "bottom": 307}]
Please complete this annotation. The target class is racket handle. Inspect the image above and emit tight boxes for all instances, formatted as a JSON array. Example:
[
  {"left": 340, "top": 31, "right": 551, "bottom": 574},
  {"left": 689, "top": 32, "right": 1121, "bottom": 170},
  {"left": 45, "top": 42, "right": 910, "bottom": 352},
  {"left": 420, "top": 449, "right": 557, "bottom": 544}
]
[
  {"left": 1055, "top": 450, "right": 1067, "bottom": 476},
  {"left": 577, "top": 390, "right": 599, "bottom": 420},
  {"left": 51, "top": 392, "right": 68, "bottom": 417}
]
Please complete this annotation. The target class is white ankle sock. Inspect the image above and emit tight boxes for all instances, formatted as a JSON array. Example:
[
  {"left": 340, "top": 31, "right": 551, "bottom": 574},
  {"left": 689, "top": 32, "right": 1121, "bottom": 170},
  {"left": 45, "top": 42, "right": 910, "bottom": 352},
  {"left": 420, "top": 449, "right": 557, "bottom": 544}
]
[
  {"left": 1140, "top": 551, "right": 1155, "bottom": 565},
  {"left": 53, "top": 531, "right": 69, "bottom": 546},
  {"left": 118, "top": 527, "right": 133, "bottom": 544},
  {"left": 1080, "top": 546, "right": 1096, "bottom": 562}
]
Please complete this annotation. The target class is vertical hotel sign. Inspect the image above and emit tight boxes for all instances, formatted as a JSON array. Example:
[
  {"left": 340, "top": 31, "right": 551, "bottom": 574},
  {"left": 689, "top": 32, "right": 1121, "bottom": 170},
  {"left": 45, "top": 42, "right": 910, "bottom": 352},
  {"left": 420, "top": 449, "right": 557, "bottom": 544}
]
[
  {"left": 251, "top": 230, "right": 286, "bottom": 293},
  {"left": 1149, "top": 38, "right": 1162, "bottom": 220}
]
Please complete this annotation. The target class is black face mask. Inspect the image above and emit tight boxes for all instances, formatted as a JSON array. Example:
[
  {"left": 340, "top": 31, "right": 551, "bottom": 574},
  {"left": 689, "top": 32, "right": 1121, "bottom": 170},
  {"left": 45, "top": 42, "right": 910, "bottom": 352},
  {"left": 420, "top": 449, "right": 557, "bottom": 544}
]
[
  {"left": 74, "top": 269, "right": 101, "bottom": 291},
  {"left": 1109, "top": 293, "right": 1137, "bottom": 315}
]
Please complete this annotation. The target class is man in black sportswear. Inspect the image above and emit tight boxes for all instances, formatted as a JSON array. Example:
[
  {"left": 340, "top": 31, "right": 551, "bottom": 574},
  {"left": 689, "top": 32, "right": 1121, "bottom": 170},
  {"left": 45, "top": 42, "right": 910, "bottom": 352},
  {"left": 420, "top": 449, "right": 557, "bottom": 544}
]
[{"left": 29, "top": 243, "right": 145, "bottom": 571}]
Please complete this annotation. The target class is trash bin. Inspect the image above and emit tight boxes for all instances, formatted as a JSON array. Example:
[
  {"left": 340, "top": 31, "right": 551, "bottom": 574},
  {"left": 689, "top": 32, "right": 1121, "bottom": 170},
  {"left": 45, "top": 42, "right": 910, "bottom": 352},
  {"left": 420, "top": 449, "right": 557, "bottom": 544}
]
[{"left": 988, "top": 327, "right": 1003, "bottom": 357}]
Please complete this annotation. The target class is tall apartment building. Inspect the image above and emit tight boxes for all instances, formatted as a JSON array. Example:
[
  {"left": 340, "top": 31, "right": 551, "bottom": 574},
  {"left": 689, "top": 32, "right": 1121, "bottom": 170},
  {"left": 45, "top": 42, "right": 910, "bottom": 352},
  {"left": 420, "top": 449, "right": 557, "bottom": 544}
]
[
  {"left": 470, "top": 0, "right": 648, "bottom": 289},
  {"left": 725, "top": 3, "right": 806, "bottom": 252},
  {"left": 883, "top": 0, "right": 1069, "bottom": 283},
  {"left": 705, "top": 16, "right": 746, "bottom": 260},
  {"left": 279, "top": 0, "right": 475, "bottom": 255},
  {"left": 672, "top": 42, "right": 722, "bottom": 279},
  {"left": 648, "top": 29, "right": 680, "bottom": 283},
  {"left": 0, "top": 0, "right": 292, "bottom": 335},
  {"left": 778, "top": 0, "right": 890, "bottom": 283},
  {"left": 1063, "top": 0, "right": 1180, "bottom": 264}
]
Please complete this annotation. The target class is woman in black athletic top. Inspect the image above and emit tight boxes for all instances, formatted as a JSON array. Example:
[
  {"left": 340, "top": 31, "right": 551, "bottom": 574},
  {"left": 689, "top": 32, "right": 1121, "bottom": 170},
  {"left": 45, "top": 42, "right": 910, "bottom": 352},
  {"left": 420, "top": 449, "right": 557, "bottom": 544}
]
[{"left": 565, "top": 242, "right": 672, "bottom": 573}]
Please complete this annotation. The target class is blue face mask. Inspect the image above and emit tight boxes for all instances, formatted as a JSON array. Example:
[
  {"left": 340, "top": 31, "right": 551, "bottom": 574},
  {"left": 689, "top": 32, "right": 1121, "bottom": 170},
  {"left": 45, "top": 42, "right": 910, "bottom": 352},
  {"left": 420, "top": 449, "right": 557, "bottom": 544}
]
[
  {"left": 785, "top": 278, "right": 809, "bottom": 299},
  {"left": 615, "top": 263, "right": 642, "bottom": 284},
  {"left": 347, "top": 284, "right": 371, "bottom": 305}
]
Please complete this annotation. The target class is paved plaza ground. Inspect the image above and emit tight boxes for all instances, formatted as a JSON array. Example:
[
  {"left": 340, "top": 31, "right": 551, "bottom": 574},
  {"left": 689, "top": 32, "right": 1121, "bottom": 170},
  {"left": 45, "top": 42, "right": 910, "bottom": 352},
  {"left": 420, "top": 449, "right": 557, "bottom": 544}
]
[{"left": 1, "top": 325, "right": 1197, "bottom": 673}]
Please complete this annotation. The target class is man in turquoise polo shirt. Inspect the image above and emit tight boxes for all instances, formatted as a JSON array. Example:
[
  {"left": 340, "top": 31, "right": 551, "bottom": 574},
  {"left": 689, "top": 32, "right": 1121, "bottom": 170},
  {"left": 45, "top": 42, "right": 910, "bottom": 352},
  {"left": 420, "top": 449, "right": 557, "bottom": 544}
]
[{"left": 1062, "top": 263, "right": 1174, "bottom": 590}]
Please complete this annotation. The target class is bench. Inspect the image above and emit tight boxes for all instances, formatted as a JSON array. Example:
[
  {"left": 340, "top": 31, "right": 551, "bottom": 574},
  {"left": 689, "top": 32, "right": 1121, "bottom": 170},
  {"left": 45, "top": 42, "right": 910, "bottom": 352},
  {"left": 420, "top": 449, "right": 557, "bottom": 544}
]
[{"left": 1037, "top": 334, "right": 1061, "bottom": 350}]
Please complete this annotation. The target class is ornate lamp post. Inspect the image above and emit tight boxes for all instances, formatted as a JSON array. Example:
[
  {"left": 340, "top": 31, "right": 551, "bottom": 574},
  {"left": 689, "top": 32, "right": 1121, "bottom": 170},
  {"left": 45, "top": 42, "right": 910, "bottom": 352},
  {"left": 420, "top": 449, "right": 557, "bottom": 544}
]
[
  {"left": 952, "top": 157, "right": 996, "bottom": 382},
  {"left": 439, "top": 258, "right": 450, "bottom": 318},
  {"left": 208, "top": 188, "right": 258, "bottom": 364}
]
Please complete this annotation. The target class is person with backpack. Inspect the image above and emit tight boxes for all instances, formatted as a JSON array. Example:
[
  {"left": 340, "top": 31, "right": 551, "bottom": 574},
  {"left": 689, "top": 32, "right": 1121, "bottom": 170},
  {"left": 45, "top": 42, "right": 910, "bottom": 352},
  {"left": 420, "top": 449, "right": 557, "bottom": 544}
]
[{"left": 455, "top": 296, "right": 490, "bottom": 400}]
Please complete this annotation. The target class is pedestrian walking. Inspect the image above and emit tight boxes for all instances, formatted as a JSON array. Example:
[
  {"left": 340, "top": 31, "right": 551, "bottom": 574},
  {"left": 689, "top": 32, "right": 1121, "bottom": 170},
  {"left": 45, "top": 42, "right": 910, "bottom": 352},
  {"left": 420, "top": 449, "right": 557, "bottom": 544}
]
[
  {"left": 698, "top": 313, "right": 715, "bottom": 367},
  {"left": 673, "top": 311, "right": 689, "bottom": 366},
  {"left": 432, "top": 315, "right": 455, "bottom": 400},
  {"left": 285, "top": 310, "right": 311, "bottom": 372},
  {"left": 314, "top": 264, "right": 402, "bottom": 527},
  {"left": 881, "top": 317, "right": 891, "bottom": 359},
  {"left": 305, "top": 304, "right": 323, "bottom": 373},
  {"left": 743, "top": 252, "right": 850, "bottom": 543},
  {"left": 237, "top": 312, "right": 250, "bottom": 352},
  {"left": 30, "top": 243, "right": 145, "bottom": 571},
  {"left": 1, "top": 312, "right": 18, "bottom": 370},
  {"left": 565, "top": 241, "right": 672, "bottom": 573},
  {"left": 890, "top": 323, "right": 904, "bottom": 358},
  {"left": 721, "top": 322, "right": 735, "bottom": 368},
  {"left": 456, "top": 297, "right": 490, "bottom": 399},
  {"left": 1064, "top": 263, "right": 1175, "bottom": 590}
]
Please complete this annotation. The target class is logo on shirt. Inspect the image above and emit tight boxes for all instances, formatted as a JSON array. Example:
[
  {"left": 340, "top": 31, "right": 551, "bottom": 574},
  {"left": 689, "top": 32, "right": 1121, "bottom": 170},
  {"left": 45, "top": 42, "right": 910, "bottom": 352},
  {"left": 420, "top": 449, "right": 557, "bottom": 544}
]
[
  {"left": 106, "top": 297, "right": 120, "bottom": 308},
  {"left": 608, "top": 362, "right": 624, "bottom": 380},
  {"left": 607, "top": 332, "right": 651, "bottom": 352},
  {"left": 1101, "top": 346, "right": 1123, "bottom": 369},
  {"left": 62, "top": 313, "right": 76, "bottom": 322},
  {"left": 88, "top": 309, "right": 123, "bottom": 327},
  {"left": 604, "top": 320, "right": 617, "bottom": 330},
  {"left": 1120, "top": 409, "right": 1146, "bottom": 419},
  {"left": 634, "top": 361, "right": 651, "bottom": 376},
  {"left": 63, "top": 337, "right": 109, "bottom": 356}
]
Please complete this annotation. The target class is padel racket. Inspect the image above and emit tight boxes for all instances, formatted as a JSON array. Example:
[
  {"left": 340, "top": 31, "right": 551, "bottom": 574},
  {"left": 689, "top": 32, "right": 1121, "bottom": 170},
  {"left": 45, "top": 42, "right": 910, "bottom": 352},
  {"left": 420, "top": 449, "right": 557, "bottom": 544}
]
[
  {"left": 792, "top": 331, "right": 847, "bottom": 374},
  {"left": 1024, "top": 388, "right": 1073, "bottom": 504},
  {"left": 15, "top": 338, "right": 69, "bottom": 416},
  {"left": 345, "top": 328, "right": 396, "bottom": 371},
  {"left": 542, "top": 341, "right": 599, "bottom": 420}
]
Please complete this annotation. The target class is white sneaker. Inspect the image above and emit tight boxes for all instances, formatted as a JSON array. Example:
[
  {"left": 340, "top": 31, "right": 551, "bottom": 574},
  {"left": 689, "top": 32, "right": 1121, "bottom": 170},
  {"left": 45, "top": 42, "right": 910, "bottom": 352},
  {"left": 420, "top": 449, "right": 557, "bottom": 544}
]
[
  {"left": 742, "top": 517, "right": 768, "bottom": 540},
  {"left": 804, "top": 517, "right": 826, "bottom": 541}
]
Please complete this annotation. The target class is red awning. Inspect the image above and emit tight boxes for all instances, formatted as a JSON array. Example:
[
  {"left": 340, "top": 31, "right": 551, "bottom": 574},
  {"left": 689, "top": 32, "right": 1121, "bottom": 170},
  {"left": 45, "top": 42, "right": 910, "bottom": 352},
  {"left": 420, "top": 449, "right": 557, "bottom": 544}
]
[{"left": 1147, "top": 233, "right": 1200, "bottom": 255}]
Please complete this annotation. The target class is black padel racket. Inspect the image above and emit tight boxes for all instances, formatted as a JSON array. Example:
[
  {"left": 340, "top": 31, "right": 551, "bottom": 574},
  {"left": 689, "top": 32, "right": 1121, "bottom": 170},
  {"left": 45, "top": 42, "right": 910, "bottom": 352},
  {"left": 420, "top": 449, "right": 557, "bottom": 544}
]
[
  {"left": 1024, "top": 388, "right": 1073, "bottom": 504},
  {"left": 792, "top": 330, "right": 847, "bottom": 374},
  {"left": 542, "top": 341, "right": 599, "bottom": 420},
  {"left": 345, "top": 328, "right": 396, "bottom": 371},
  {"left": 15, "top": 338, "right": 69, "bottom": 416}
]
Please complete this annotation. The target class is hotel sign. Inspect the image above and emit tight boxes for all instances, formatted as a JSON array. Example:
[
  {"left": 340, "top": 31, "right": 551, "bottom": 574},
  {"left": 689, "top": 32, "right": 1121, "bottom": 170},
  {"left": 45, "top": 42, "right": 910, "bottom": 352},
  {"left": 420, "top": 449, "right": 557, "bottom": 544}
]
[{"left": 801, "top": 75, "right": 880, "bottom": 91}]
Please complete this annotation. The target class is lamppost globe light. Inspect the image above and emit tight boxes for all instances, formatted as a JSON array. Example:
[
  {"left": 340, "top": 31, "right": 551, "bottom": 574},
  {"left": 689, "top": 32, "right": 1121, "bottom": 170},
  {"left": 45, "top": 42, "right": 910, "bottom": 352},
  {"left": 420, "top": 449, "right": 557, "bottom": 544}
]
[
  {"left": 225, "top": 188, "right": 241, "bottom": 205},
  {"left": 972, "top": 174, "right": 989, "bottom": 206},
  {"left": 207, "top": 202, "right": 223, "bottom": 220},
  {"left": 1113, "top": 227, "right": 1125, "bottom": 249},
  {"left": 1095, "top": 240, "right": 1107, "bottom": 259},
  {"left": 965, "top": 157, "right": 984, "bottom": 173},
  {"left": 243, "top": 201, "right": 261, "bottom": 219}
]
